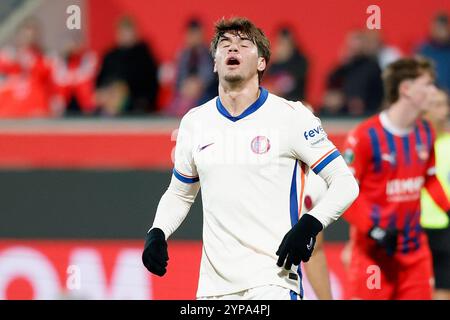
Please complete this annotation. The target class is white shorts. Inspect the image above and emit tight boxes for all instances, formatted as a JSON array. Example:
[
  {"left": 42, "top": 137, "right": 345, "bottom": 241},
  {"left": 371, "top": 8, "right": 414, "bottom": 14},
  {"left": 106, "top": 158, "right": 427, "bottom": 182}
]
[{"left": 197, "top": 285, "right": 301, "bottom": 300}]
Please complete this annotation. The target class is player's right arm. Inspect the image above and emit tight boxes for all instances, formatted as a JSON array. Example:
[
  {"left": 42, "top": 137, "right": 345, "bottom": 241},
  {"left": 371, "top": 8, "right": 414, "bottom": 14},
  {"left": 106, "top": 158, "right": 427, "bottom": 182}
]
[{"left": 142, "top": 115, "right": 200, "bottom": 276}]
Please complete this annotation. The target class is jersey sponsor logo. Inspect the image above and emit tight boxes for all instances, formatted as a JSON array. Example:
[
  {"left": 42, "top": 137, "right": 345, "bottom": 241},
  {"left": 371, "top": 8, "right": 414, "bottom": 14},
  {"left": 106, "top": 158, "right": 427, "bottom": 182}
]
[
  {"left": 250, "top": 136, "right": 271, "bottom": 154},
  {"left": 303, "top": 125, "right": 325, "bottom": 140},
  {"left": 303, "top": 125, "right": 329, "bottom": 147},
  {"left": 386, "top": 176, "right": 425, "bottom": 201}
]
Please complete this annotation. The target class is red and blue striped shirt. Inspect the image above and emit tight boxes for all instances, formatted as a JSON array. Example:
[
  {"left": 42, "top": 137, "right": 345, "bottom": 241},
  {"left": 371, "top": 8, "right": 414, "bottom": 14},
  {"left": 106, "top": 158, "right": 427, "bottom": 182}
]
[{"left": 343, "top": 112, "right": 450, "bottom": 254}]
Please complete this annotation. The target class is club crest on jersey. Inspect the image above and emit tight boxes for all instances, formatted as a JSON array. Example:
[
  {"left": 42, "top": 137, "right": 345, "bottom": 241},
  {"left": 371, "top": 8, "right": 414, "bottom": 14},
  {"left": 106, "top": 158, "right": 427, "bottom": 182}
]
[
  {"left": 251, "top": 136, "right": 271, "bottom": 154},
  {"left": 416, "top": 145, "right": 429, "bottom": 161}
]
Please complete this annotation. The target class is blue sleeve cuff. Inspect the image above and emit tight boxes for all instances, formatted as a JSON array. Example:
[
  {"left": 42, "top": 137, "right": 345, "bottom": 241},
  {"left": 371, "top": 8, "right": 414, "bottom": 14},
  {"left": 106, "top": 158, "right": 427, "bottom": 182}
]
[
  {"left": 173, "top": 168, "right": 199, "bottom": 183},
  {"left": 312, "top": 150, "right": 341, "bottom": 174}
]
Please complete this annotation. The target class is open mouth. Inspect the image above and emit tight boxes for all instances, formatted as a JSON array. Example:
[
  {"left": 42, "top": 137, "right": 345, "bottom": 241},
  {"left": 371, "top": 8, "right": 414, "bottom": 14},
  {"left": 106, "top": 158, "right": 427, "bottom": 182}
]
[{"left": 226, "top": 57, "right": 240, "bottom": 66}]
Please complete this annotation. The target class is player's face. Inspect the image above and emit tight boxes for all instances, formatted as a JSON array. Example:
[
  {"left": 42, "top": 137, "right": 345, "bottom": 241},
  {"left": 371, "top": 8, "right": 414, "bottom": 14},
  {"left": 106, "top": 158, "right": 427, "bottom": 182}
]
[
  {"left": 213, "top": 32, "right": 266, "bottom": 85},
  {"left": 403, "top": 72, "right": 436, "bottom": 112}
]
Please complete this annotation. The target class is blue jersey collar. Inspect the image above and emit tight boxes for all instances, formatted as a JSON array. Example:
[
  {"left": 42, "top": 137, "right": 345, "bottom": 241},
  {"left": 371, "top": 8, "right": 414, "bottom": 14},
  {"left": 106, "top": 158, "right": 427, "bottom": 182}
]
[{"left": 216, "top": 87, "right": 268, "bottom": 122}]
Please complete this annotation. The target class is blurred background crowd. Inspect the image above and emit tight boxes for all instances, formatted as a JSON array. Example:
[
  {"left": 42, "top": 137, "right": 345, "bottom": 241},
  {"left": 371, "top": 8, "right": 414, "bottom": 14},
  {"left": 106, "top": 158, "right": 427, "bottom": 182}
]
[{"left": 0, "top": 0, "right": 449, "bottom": 119}]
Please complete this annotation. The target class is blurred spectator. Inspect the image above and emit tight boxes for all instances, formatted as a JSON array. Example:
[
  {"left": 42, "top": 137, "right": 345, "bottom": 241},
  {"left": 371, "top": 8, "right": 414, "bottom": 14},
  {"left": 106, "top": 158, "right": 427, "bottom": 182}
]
[
  {"left": 49, "top": 33, "right": 98, "bottom": 116},
  {"left": 264, "top": 26, "right": 308, "bottom": 101},
  {"left": 320, "top": 30, "right": 383, "bottom": 117},
  {"left": 96, "top": 79, "right": 130, "bottom": 116},
  {"left": 364, "top": 30, "right": 402, "bottom": 70},
  {"left": 417, "top": 12, "right": 450, "bottom": 93},
  {"left": 95, "top": 16, "right": 159, "bottom": 116},
  {"left": 0, "top": 17, "right": 53, "bottom": 118},
  {"left": 165, "top": 18, "right": 217, "bottom": 117}
]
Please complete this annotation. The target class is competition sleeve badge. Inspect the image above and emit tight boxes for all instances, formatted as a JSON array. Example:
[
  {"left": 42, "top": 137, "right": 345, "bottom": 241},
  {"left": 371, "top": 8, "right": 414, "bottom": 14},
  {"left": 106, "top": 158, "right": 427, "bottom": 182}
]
[
  {"left": 343, "top": 148, "right": 355, "bottom": 165},
  {"left": 251, "top": 136, "right": 271, "bottom": 154}
]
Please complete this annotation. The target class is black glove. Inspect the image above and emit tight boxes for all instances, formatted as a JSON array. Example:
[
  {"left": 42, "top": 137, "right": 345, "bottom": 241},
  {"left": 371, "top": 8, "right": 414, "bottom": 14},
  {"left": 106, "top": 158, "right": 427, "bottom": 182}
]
[
  {"left": 368, "top": 226, "right": 398, "bottom": 256},
  {"left": 276, "top": 214, "right": 323, "bottom": 270},
  {"left": 142, "top": 228, "right": 169, "bottom": 276}
]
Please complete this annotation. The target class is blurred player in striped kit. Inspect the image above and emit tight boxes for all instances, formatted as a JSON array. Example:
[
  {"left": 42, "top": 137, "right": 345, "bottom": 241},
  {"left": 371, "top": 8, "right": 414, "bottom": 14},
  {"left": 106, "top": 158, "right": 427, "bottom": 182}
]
[{"left": 343, "top": 57, "right": 450, "bottom": 299}]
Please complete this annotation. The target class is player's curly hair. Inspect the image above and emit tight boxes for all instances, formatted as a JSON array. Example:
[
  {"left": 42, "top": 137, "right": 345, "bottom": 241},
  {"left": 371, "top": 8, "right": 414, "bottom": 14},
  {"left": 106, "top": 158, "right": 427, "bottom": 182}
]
[
  {"left": 382, "top": 57, "right": 436, "bottom": 104},
  {"left": 210, "top": 17, "right": 271, "bottom": 82}
]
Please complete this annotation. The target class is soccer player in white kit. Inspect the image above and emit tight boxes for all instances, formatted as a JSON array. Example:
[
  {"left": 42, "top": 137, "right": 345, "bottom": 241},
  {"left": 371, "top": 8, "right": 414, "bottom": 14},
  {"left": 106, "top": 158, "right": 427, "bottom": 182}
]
[{"left": 142, "top": 17, "right": 359, "bottom": 300}]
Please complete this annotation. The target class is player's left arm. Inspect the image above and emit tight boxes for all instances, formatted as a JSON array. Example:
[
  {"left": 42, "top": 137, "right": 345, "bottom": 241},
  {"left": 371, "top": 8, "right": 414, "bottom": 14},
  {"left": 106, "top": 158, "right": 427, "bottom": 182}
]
[
  {"left": 276, "top": 105, "right": 359, "bottom": 270},
  {"left": 291, "top": 109, "right": 359, "bottom": 228},
  {"left": 424, "top": 144, "right": 450, "bottom": 213},
  {"left": 302, "top": 173, "right": 333, "bottom": 299}
]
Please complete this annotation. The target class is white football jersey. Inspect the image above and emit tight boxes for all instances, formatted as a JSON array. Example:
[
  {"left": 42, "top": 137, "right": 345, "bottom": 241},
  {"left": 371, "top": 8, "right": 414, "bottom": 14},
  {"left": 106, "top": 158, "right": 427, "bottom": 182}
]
[{"left": 171, "top": 87, "right": 342, "bottom": 297}]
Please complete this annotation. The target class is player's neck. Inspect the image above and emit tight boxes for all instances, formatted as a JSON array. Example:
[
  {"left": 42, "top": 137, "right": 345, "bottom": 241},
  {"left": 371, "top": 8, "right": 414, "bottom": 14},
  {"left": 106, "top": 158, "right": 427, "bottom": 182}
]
[
  {"left": 218, "top": 82, "right": 260, "bottom": 117},
  {"left": 385, "top": 100, "right": 421, "bottom": 131}
]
